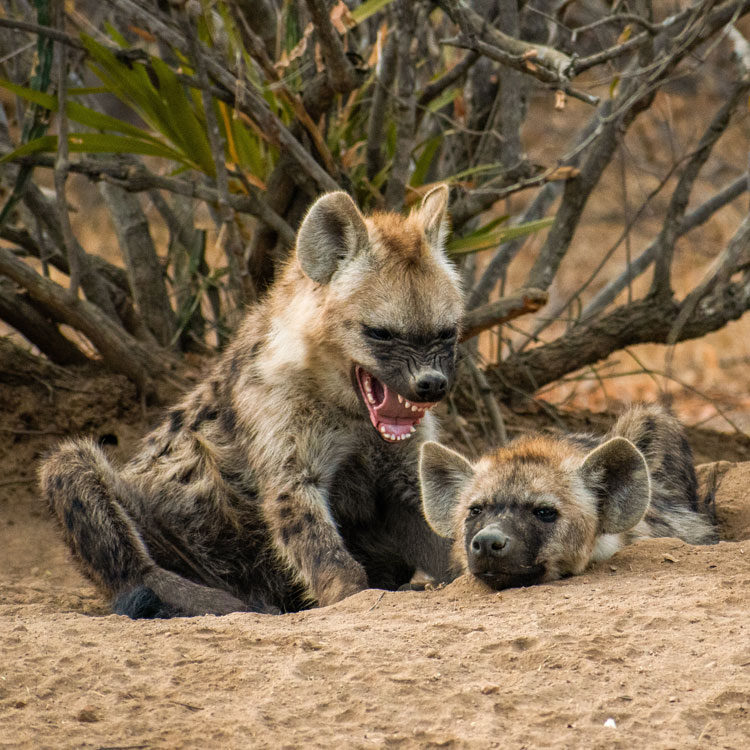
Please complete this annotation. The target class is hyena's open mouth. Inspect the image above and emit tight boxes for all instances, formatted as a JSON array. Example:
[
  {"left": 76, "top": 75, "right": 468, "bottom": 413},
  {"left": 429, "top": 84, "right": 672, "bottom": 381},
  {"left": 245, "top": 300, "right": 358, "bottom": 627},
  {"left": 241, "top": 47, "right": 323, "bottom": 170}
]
[{"left": 355, "top": 366, "right": 437, "bottom": 443}]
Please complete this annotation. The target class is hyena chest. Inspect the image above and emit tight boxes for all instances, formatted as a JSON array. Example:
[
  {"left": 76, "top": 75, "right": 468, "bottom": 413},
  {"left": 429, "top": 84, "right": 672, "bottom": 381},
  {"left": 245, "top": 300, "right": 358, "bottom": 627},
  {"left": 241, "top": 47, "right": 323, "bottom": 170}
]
[{"left": 327, "top": 439, "right": 420, "bottom": 529}]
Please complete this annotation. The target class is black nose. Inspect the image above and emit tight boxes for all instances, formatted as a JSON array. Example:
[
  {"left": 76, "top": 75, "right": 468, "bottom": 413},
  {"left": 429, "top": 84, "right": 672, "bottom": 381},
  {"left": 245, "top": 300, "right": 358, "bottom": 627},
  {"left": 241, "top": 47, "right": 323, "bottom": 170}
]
[
  {"left": 470, "top": 527, "right": 510, "bottom": 560},
  {"left": 414, "top": 371, "right": 448, "bottom": 401}
]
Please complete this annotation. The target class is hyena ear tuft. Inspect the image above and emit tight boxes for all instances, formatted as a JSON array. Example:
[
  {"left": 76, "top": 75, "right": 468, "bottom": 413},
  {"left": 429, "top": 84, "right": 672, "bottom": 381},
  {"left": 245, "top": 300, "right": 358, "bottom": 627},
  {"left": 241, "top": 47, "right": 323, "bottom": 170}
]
[
  {"left": 580, "top": 437, "right": 651, "bottom": 535},
  {"left": 415, "top": 184, "right": 450, "bottom": 249},
  {"left": 296, "top": 192, "right": 370, "bottom": 284},
  {"left": 419, "top": 441, "right": 474, "bottom": 538}
]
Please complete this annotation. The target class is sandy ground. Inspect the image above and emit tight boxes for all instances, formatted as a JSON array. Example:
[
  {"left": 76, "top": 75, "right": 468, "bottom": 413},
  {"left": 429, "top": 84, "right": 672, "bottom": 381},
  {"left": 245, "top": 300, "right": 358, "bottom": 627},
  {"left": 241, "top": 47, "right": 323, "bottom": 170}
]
[{"left": 1, "top": 370, "right": 750, "bottom": 749}]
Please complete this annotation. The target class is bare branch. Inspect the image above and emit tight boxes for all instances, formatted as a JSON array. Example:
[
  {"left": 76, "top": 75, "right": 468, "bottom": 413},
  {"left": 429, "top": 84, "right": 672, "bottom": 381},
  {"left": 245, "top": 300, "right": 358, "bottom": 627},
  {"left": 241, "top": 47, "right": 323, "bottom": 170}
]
[
  {"left": 52, "top": 19, "right": 82, "bottom": 297},
  {"left": 367, "top": 21, "right": 399, "bottom": 182},
  {"left": 650, "top": 76, "right": 750, "bottom": 298},
  {"left": 0, "top": 280, "right": 88, "bottom": 366},
  {"left": 184, "top": 2, "right": 254, "bottom": 307},
  {"left": 467, "top": 182, "right": 558, "bottom": 309},
  {"left": 437, "top": 0, "right": 574, "bottom": 83},
  {"left": 385, "top": 0, "right": 418, "bottom": 211},
  {"left": 460, "top": 288, "right": 548, "bottom": 341},
  {"left": 473, "top": 0, "right": 525, "bottom": 170},
  {"left": 464, "top": 355, "right": 507, "bottom": 444},
  {"left": 488, "top": 273, "right": 750, "bottom": 401},
  {"left": 443, "top": 33, "right": 598, "bottom": 105},
  {"left": 99, "top": 183, "right": 176, "bottom": 347},
  {"left": 581, "top": 175, "right": 749, "bottom": 323},
  {"left": 0, "top": 16, "right": 84, "bottom": 51},
  {"left": 304, "top": 0, "right": 358, "bottom": 92},
  {"left": 667, "top": 213, "right": 750, "bottom": 348},
  {"left": 0, "top": 245, "right": 177, "bottom": 392},
  {"left": 14, "top": 154, "right": 296, "bottom": 248},
  {"left": 417, "top": 50, "right": 478, "bottom": 110}
]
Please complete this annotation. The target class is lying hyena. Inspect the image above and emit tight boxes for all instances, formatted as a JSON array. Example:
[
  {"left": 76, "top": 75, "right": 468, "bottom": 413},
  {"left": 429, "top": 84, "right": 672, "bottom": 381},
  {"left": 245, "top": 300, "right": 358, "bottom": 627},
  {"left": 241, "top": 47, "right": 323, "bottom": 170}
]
[
  {"left": 419, "top": 404, "right": 718, "bottom": 590},
  {"left": 39, "top": 185, "right": 463, "bottom": 617}
]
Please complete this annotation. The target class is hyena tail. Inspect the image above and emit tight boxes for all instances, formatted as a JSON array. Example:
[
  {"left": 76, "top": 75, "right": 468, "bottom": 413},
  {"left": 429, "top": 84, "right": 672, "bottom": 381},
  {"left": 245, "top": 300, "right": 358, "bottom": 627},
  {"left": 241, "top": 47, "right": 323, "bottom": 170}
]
[{"left": 39, "top": 439, "right": 248, "bottom": 618}]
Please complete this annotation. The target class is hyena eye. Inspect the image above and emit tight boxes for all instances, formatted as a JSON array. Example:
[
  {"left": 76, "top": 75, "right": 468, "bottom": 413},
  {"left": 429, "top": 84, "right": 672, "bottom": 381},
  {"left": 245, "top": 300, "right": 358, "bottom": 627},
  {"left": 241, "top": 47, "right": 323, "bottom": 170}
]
[
  {"left": 437, "top": 328, "right": 457, "bottom": 341},
  {"left": 534, "top": 506, "right": 558, "bottom": 523},
  {"left": 468, "top": 505, "right": 483, "bottom": 517},
  {"left": 363, "top": 326, "right": 393, "bottom": 342}
]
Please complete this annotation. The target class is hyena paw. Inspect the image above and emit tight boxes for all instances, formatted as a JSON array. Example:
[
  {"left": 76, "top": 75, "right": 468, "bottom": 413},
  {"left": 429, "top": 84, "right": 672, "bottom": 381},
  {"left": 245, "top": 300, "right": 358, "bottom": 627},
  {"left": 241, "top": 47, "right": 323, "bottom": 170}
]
[
  {"left": 142, "top": 567, "right": 249, "bottom": 616},
  {"left": 316, "top": 564, "right": 368, "bottom": 607}
]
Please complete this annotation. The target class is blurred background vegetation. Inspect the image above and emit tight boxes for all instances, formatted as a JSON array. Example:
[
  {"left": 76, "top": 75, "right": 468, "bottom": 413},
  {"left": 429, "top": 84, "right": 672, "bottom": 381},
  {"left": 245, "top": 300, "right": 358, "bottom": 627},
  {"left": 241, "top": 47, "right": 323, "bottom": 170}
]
[{"left": 0, "top": 0, "right": 749, "bottom": 445}]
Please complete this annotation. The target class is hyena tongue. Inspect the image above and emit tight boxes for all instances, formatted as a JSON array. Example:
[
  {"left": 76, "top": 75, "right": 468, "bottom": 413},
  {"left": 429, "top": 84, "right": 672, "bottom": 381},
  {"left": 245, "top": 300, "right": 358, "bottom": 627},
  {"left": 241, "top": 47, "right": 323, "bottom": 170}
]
[{"left": 356, "top": 367, "right": 437, "bottom": 443}]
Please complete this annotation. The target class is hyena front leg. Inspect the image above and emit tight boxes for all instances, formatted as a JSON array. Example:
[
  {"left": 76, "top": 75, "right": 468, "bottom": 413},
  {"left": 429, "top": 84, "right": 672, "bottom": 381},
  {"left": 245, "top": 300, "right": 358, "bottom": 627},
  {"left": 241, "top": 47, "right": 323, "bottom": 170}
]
[
  {"left": 39, "top": 439, "right": 248, "bottom": 617},
  {"left": 265, "top": 481, "right": 368, "bottom": 606},
  {"left": 257, "top": 427, "right": 368, "bottom": 607}
]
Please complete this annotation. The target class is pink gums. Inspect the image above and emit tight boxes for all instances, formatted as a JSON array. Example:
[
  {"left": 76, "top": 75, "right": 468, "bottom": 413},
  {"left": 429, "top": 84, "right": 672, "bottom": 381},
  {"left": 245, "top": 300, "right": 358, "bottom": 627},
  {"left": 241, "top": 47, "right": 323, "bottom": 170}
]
[{"left": 355, "top": 366, "right": 438, "bottom": 443}]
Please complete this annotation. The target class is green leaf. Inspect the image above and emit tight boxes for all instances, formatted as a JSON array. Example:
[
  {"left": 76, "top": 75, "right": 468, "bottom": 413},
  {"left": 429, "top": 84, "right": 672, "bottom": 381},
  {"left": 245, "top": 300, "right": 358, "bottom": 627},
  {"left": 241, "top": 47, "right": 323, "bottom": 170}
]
[
  {"left": 149, "top": 57, "right": 215, "bottom": 175},
  {"left": 409, "top": 135, "right": 441, "bottom": 187},
  {"left": 0, "top": 135, "right": 58, "bottom": 163},
  {"left": 426, "top": 86, "right": 460, "bottom": 113},
  {"left": 350, "top": 0, "right": 398, "bottom": 24},
  {"left": 448, "top": 217, "right": 554, "bottom": 255},
  {"left": 0, "top": 79, "right": 166, "bottom": 146},
  {"left": 0, "top": 133, "right": 188, "bottom": 165}
]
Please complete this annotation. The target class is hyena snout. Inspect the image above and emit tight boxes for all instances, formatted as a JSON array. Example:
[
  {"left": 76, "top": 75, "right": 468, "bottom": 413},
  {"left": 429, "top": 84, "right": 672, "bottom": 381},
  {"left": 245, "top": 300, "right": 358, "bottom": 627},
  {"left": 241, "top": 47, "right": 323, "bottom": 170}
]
[
  {"left": 470, "top": 525, "right": 511, "bottom": 561},
  {"left": 412, "top": 368, "right": 448, "bottom": 402},
  {"left": 465, "top": 521, "right": 546, "bottom": 589}
]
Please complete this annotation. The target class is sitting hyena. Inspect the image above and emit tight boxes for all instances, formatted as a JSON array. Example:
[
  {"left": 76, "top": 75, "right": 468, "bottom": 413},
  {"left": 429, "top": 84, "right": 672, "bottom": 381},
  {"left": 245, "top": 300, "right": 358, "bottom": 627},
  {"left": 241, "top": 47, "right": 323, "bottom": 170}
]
[
  {"left": 419, "top": 404, "right": 718, "bottom": 590},
  {"left": 39, "top": 185, "right": 463, "bottom": 617}
]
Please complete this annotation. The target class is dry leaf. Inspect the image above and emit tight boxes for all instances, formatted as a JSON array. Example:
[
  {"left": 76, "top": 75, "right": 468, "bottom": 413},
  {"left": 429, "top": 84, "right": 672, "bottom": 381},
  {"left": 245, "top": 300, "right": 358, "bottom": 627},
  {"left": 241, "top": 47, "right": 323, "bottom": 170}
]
[
  {"left": 274, "top": 22, "right": 314, "bottom": 74},
  {"left": 617, "top": 25, "right": 633, "bottom": 45},
  {"left": 547, "top": 166, "right": 581, "bottom": 181},
  {"left": 330, "top": 1, "right": 356, "bottom": 34},
  {"left": 554, "top": 89, "right": 567, "bottom": 110}
]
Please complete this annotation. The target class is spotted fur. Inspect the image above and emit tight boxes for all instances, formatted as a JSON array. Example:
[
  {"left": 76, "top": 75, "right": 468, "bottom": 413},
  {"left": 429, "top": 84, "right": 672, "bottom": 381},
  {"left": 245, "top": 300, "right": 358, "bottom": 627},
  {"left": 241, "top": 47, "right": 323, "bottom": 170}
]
[
  {"left": 419, "top": 404, "right": 718, "bottom": 590},
  {"left": 40, "top": 186, "right": 463, "bottom": 617}
]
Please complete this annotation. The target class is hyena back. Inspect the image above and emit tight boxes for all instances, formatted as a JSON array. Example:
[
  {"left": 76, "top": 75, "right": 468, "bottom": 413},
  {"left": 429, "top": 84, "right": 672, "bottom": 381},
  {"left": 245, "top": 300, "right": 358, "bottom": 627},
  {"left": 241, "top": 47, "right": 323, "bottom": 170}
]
[
  {"left": 419, "top": 404, "right": 717, "bottom": 591},
  {"left": 40, "top": 185, "right": 463, "bottom": 617}
]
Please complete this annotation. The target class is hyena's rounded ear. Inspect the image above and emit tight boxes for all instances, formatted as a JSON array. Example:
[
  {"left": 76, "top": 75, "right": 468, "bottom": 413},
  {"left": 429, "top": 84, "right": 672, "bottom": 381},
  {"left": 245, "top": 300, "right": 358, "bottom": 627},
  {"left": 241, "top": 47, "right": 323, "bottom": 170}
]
[
  {"left": 414, "top": 184, "right": 450, "bottom": 250},
  {"left": 419, "top": 441, "right": 475, "bottom": 538},
  {"left": 580, "top": 437, "right": 651, "bottom": 535},
  {"left": 296, "top": 192, "right": 370, "bottom": 284}
]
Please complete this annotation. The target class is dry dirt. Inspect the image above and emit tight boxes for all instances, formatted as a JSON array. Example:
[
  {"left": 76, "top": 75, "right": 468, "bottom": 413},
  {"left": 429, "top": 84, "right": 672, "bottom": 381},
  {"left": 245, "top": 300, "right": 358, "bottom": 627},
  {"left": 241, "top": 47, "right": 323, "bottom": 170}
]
[{"left": 2, "top": 369, "right": 750, "bottom": 750}]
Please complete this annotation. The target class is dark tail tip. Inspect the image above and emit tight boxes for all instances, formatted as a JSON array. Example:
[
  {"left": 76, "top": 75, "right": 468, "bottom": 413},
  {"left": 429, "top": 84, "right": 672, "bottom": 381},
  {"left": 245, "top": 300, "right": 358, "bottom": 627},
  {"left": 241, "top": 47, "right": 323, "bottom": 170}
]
[{"left": 112, "top": 585, "right": 180, "bottom": 619}]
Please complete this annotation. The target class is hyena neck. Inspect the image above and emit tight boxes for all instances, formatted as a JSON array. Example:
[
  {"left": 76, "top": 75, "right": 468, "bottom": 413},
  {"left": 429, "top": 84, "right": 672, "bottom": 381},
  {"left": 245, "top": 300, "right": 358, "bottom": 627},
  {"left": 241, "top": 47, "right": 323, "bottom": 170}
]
[{"left": 252, "top": 264, "right": 357, "bottom": 412}]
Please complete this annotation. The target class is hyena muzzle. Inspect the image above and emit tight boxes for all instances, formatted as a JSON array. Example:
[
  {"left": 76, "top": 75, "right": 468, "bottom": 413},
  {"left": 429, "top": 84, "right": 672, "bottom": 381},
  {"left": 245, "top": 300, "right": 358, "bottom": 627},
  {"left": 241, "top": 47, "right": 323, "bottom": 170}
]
[
  {"left": 39, "top": 185, "right": 464, "bottom": 617},
  {"left": 419, "top": 404, "right": 718, "bottom": 591}
]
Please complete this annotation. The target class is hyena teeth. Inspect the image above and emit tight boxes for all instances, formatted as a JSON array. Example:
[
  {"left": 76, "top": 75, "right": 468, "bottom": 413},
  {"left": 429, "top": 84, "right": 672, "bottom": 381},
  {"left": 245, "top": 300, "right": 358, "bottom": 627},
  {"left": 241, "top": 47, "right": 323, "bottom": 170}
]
[
  {"left": 411, "top": 405, "right": 418, "bottom": 412},
  {"left": 367, "top": 393, "right": 376, "bottom": 405},
  {"left": 397, "top": 394, "right": 403, "bottom": 404},
  {"left": 410, "top": 426, "right": 416, "bottom": 434},
  {"left": 404, "top": 400, "right": 411, "bottom": 408},
  {"left": 379, "top": 425, "right": 386, "bottom": 434}
]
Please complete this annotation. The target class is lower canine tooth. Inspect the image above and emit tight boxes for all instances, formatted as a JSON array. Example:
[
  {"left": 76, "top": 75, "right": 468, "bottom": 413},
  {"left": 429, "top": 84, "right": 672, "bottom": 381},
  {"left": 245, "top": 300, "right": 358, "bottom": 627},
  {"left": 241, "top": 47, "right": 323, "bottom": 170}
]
[
  {"left": 379, "top": 425, "right": 386, "bottom": 434},
  {"left": 397, "top": 394, "right": 403, "bottom": 404},
  {"left": 404, "top": 400, "right": 411, "bottom": 408},
  {"left": 410, "top": 426, "right": 416, "bottom": 433}
]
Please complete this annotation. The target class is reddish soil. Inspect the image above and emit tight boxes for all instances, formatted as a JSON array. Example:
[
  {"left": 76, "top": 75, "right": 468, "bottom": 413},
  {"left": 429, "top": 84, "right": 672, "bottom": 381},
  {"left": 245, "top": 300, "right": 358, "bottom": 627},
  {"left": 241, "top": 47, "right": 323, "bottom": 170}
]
[{"left": 2, "top": 369, "right": 750, "bottom": 750}]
